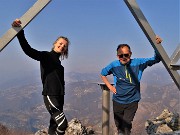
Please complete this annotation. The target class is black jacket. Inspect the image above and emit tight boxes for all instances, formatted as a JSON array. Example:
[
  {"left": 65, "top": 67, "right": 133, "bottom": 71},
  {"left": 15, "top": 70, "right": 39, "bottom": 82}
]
[{"left": 17, "top": 30, "right": 65, "bottom": 95}]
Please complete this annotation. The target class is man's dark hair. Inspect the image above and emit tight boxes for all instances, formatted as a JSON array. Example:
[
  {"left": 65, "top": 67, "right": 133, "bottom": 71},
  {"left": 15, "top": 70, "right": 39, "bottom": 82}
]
[{"left": 116, "top": 44, "right": 131, "bottom": 52}]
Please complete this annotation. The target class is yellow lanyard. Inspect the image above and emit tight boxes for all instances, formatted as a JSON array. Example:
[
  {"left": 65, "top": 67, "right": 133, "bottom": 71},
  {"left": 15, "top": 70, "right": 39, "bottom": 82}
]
[{"left": 125, "top": 65, "right": 132, "bottom": 83}]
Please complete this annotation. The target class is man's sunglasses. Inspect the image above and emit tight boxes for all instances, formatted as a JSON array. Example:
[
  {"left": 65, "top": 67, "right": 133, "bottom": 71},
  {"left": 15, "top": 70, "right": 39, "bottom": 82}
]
[{"left": 118, "top": 53, "right": 130, "bottom": 58}]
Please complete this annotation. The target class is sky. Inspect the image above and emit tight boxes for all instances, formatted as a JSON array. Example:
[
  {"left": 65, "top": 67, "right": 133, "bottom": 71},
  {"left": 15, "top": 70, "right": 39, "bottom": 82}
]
[{"left": 0, "top": 0, "right": 179, "bottom": 84}]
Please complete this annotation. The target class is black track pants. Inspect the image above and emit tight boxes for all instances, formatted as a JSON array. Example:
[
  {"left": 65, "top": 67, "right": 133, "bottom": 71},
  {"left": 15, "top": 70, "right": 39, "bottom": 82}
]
[
  {"left": 113, "top": 100, "right": 138, "bottom": 135},
  {"left": 44, "top": 95, "right": 68, "bottom": 135}
]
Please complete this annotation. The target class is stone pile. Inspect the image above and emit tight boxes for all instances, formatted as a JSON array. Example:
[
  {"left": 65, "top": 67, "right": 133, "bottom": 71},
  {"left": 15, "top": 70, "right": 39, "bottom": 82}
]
[
  {"left": 145, "top": 109, "right": 180, "bottom": 135},
  {"left": 65, "top": 118, "right": 94, "bottom": 135},
  {"left": 35, "top": 118, "right": 94, "bottom": 135}
]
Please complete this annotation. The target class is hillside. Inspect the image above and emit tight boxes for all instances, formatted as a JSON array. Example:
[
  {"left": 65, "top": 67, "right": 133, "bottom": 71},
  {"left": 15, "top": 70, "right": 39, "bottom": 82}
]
[{"left": 0, "top": 68, "right": 179, "bottom": 135}]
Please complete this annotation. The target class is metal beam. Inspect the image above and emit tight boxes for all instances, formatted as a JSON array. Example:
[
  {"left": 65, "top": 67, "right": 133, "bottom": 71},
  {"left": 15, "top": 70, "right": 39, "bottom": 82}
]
[
  {"left": 124, "top": 0, "right": 180, "bottom": 89},
  {"left": 0, "top": 0, "right": 52, "bottom": 52}
]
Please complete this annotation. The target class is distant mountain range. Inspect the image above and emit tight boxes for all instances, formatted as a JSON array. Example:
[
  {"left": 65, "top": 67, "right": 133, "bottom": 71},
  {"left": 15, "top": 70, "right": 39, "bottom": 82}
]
[{"left": 0, "top": 67, "right": 179, "bottom": 135}]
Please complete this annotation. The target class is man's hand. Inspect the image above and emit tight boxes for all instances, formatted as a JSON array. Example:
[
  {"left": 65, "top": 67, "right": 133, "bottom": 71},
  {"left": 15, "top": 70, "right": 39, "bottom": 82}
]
[
  {"left": 12, "top": 19, "right": 21, "bottom": 27},
  {"left": 109, "top": 85, "right": 117, "bottom": 94},
  {"left": 156, "top": 35, "right": 162, "bottom": 44},
  {"left": 101, "top": 75, "right": 117, "bottom": 94}
]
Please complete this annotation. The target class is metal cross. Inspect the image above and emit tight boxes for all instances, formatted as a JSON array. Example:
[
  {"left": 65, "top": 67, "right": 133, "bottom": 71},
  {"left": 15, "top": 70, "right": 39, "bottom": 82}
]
[{"left": 124, "top": 0, "right": 180, "bottom": 89}]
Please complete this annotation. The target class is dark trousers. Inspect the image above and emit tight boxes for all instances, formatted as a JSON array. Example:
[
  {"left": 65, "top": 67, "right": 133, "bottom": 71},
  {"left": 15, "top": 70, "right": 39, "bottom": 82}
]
[
  {"left": 113, "top": 100, "right": 138, "bottom": 135},
  {"left": 44, "top": 95, "right": 68, "bottom": 135}
]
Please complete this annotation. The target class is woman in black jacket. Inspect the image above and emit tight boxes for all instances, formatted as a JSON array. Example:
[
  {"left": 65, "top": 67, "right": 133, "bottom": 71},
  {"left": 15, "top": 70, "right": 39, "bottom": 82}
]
[{"left": 12, "top": 19, "right": 70, "bottom": 135}]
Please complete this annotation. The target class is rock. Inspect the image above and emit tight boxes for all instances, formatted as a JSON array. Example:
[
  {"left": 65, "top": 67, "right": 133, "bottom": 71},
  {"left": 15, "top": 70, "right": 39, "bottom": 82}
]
[
  {"left": 145, "top": 109, "right": 180, "bottom": 135},
  {"left": 65, "top": 118, "right": 94, "bottom": 135},
  {"left": 34, "top": 128, "right": 48, "bottom": 135}
]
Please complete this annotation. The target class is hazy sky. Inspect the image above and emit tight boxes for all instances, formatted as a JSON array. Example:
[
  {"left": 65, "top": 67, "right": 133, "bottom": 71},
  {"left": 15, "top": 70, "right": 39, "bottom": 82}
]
[{"left": 0, "top": 0, "right": 179, "bottom": 83}]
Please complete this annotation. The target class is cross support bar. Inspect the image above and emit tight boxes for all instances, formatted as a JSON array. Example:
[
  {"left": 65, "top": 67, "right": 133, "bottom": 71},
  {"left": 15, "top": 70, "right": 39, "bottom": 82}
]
[
  {"left": 0, "top": 0, "right": 52, "bottom": 52},
  {"left": 170, "top": 44, "right": 180, "bottom": 70}
]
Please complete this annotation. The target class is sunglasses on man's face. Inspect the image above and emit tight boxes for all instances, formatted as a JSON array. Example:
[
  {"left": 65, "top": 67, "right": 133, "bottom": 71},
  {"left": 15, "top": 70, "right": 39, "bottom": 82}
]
[{"left": 118, "top": 53, "right": 130, "bottom": 58}]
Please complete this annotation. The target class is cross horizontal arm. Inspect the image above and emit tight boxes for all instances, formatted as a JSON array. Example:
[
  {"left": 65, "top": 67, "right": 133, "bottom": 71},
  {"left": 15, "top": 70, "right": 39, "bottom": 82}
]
[{"left": 0, "top": 0, "right": 52, "bottom": 52}]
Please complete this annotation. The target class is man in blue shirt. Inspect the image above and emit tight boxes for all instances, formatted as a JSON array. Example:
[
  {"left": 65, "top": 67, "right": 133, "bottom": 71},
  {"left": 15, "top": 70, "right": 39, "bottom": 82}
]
[{"left": 100, "top": 36, "right": 162, "bottom": 135}]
